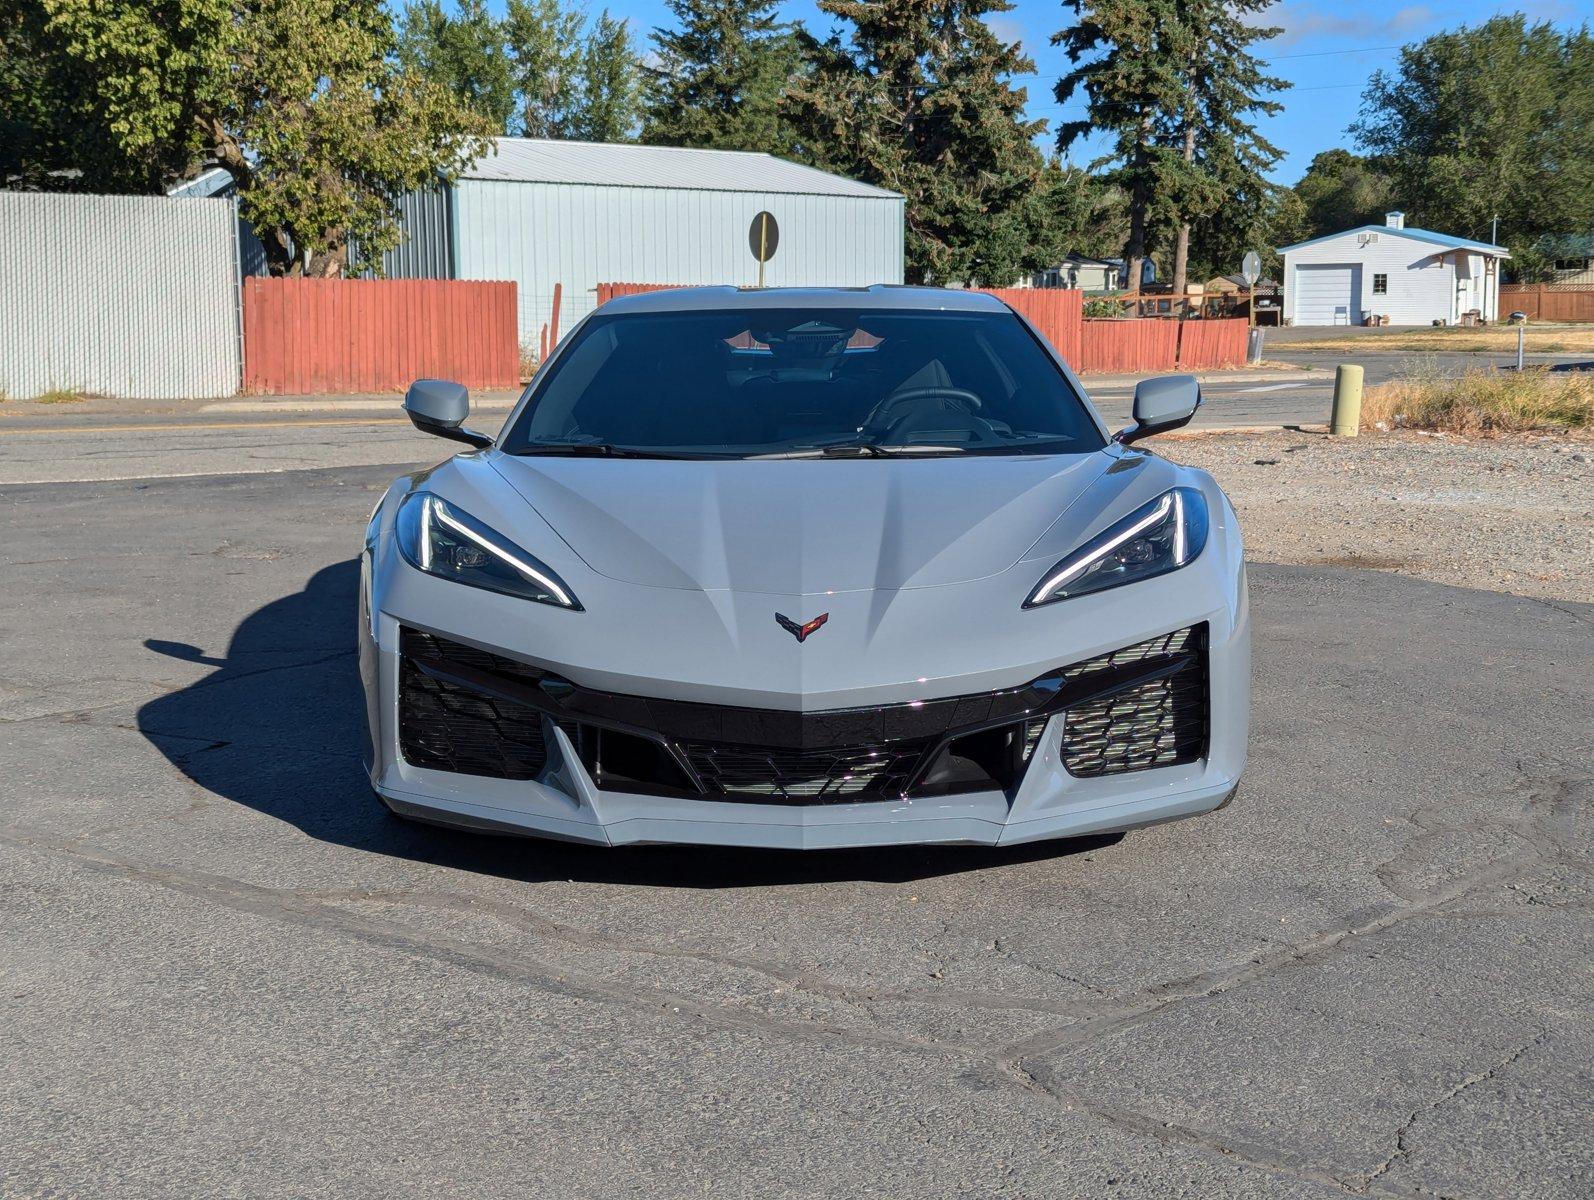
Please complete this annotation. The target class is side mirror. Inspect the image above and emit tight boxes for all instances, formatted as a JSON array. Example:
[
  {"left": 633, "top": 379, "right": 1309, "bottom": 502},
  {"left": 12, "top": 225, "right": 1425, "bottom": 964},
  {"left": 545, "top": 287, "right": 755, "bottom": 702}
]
[
  {"left": 1115, "top": 374, "right": 1201, "bottom": 446},
  {"left": 403, "top": 379, "right": 493, "bottom": 449}
]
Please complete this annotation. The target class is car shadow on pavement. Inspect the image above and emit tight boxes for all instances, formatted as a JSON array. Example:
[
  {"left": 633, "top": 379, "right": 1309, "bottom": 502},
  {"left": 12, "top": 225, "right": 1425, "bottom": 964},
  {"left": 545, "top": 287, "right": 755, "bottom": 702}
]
[{"left": 137, "top": 559, "right": 1118, "bottom": 888}]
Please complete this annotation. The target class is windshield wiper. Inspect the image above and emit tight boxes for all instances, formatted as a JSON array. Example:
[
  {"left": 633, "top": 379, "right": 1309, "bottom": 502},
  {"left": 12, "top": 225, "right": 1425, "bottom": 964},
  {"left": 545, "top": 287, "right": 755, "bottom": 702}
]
[
  {"left": 752, "top": 441, "right": 969, "bottom": 460},
  {"left": 513, "top": 442, "right": 689, "bottom": 459}
]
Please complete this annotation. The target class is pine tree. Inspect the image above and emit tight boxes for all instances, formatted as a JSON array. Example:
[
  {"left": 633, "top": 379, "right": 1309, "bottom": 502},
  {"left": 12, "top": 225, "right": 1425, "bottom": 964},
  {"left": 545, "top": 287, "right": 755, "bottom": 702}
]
[
  {"left": 787, "top": 0, "right": 1050, "bottom": 285},
  {"left": 1161, "top": 0, "right": 1286, "bottom": 298},
  {"left": 642, "top": 0, "right": 801, "bottom": 154},
  {"left": 1054, "top": 0, "right": 1285, "bottom": 299},
  {"left": 574, "top": 11, "right": 643, "bottom": 142},
  {"left": 1053, "top": 0, "right": 1184, "bottom": 295}
]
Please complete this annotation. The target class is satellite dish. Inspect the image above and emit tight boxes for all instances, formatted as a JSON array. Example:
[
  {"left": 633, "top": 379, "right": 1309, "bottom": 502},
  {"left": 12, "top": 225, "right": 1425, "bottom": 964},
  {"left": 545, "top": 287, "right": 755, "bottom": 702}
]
[{"left": 1241, "top": 251, "right": 1261, "bottom": 288}]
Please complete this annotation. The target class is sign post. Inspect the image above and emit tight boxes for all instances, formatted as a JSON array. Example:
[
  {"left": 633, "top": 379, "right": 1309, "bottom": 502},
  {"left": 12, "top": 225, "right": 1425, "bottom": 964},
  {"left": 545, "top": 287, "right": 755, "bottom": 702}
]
[
  {"left": 1240, "top": 251, "right": 1261, "bottom": 329},
  {"left": 749, "top": 211, "right": 780, "bottom": 288},
  {"left": 1241, "top": 251, "right": 1262, "bottom": 364}
]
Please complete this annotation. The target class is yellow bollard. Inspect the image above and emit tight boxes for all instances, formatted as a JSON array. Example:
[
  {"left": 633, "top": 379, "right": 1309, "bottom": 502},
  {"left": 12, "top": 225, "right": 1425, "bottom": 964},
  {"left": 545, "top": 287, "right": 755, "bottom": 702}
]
[{"left": 1330, "top": 364, "right": 1364, "bottom": 437}]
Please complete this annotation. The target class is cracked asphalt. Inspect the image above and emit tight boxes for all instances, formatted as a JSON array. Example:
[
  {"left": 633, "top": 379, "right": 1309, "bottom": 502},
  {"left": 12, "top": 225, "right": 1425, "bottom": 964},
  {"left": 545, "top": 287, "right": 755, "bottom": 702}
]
[{"left": 2, "top": 451, "right": 1591, "bottom": 1198}]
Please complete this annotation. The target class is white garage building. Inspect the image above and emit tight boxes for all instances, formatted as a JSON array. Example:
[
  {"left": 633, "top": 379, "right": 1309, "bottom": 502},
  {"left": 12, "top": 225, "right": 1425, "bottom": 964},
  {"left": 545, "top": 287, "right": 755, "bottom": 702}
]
[{"left": 1278, "top": 212, "right": 1509, "bottom": 326}]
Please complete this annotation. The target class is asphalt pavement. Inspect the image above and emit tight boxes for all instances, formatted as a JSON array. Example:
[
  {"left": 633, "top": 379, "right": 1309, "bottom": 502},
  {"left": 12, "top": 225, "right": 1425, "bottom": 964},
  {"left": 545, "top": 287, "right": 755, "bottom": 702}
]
[{"left": 2, "top": 429, "right": 1590, "bottom": 1196}]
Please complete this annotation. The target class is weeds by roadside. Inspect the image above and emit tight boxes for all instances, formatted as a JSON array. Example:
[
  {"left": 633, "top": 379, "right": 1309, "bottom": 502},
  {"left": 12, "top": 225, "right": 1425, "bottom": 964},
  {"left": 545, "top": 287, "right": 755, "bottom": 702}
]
[
  {"left": 1363, "top": 364, "right": 1592, "bottom": 434},
  {"left": 1291, "top": 324, "right": 1594, "bottom": 355},
  {"left": 34, "top": 388, "right": 93, "bottom": 404}
]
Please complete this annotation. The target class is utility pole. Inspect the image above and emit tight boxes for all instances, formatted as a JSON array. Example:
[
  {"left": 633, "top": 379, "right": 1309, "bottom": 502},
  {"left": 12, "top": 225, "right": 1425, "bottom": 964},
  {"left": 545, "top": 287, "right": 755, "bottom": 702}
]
[{"left": 1491, "top": 214, "right": 1499, "bottom": 246}]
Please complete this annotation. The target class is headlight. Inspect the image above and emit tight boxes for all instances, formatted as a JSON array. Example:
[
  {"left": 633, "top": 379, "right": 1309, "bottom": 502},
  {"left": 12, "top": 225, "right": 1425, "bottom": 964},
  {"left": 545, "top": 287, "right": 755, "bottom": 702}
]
[
  {"left": 1024, "top": 487, "right": 1208, "bottom": 607},
  {"left": 396, "top": 492, "right": 582, "bottom": 610}
]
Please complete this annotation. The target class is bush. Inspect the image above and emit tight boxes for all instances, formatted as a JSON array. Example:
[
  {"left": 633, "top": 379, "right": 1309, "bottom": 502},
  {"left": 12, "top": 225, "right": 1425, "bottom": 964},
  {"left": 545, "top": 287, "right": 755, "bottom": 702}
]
[{"left": 1362, "top": 365, "right": 1593, "bottom": 433}]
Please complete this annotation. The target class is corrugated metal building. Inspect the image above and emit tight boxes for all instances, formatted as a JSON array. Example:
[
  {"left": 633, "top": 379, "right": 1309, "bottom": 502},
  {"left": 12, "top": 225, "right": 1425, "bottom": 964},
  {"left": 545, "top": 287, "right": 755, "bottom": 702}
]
[
  {"left": 0, "top": 192, "right": 241, "bottom": 400},
  {"left": 399, "top": 139, "right": 905, "bottom": 346}
]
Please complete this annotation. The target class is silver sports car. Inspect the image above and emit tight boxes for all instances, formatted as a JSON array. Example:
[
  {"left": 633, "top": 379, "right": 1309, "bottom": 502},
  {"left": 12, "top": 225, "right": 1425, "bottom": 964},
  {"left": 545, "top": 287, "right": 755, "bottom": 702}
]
[{"left": 359, "top": 286, "right": 1248, "bottom": 849}]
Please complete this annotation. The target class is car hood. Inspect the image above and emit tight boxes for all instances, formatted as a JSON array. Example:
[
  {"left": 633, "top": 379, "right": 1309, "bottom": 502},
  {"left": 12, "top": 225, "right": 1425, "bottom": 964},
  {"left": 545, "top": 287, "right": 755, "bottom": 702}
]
[{"left": 487, "top": 452, "right": 1112, "bottom": 595}]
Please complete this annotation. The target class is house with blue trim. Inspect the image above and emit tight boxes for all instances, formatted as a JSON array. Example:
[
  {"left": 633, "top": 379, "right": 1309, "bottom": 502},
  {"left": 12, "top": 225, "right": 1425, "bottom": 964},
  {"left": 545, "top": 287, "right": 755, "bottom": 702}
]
[{"left": 1277, "top": 212, "right": 1510, "bottom": 326}]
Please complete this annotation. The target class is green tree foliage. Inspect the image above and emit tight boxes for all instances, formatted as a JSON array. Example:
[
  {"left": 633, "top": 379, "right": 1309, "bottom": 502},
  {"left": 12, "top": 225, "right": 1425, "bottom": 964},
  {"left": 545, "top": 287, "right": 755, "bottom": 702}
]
[
  {"left": 399, "top": 0, "right": 645, "bottom": 141},
  {"left": 576, "top": 12, "right": 643, "bottom": 142},
  {"left": 1158, "top": 0, "right": 1287, "bottom": 298},
  {"left": 1055, "top": 0, "right": 1287, "bottom": 299},
  {"left": 787, "top": 0, "right": 1051, "bottom": 285},
  {"left": 396, "top": 0, "right": 518, "bottom": 134},
  {"left": 1054, "top": 0, "right": 1186, "bottom": 293},
  {"left": 642, "top": 0, "right": 802, "bottom": 154},
  {"left": 9, "top": 0, "right": 489, "bottom": 275},
  {"left": 1289, "top": 149, "right": 1393, "bottom": 238},
  {"left": 504, "top": 0, "right": 587, "bottom": 137},
  {"left": 1350, "top": 15, "right": 1592, "bottom": 253}
]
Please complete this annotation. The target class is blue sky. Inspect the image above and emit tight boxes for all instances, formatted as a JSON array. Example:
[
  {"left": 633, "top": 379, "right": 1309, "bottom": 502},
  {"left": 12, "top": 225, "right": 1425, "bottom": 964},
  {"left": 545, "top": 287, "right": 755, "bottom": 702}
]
[{"left": 477, "top": 0, "right": 1594, "bottom": 183}]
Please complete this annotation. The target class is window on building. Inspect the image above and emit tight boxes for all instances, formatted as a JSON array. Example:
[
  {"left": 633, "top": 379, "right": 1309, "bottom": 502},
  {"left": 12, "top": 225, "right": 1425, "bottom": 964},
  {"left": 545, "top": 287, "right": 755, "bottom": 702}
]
[{"left": 1372, "top": 273, "right": 1388, "bottom": 295}]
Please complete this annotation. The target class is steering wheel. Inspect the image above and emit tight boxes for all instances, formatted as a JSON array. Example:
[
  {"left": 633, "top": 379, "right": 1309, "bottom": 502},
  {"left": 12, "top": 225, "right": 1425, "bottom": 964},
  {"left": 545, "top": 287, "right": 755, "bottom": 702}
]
[{"left": 859, "top": 386, "right": 983, "bottom": 437}]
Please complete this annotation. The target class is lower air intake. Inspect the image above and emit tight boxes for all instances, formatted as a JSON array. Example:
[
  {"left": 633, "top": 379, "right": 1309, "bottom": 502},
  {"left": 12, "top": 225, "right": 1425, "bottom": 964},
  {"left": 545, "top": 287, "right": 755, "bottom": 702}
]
[
  {"left": 399, "top": 656, "right": 550, "bottom": 780},
  {"left": 1060, "top": 626, "right": 1207, "bottom": 777}
]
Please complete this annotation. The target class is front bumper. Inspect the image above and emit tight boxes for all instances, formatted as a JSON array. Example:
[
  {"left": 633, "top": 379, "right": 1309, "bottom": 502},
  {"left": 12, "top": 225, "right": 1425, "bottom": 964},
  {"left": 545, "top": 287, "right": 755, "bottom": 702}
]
[{"left": 360, "top": 565, "right": 1249, "bottom": 850}]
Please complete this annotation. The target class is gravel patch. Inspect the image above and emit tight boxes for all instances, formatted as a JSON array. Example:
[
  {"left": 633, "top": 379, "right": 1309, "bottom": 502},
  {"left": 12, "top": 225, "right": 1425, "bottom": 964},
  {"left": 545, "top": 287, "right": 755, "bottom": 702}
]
[{"left": 1162, "top": 430, "right": 1594, "bottom": 603}]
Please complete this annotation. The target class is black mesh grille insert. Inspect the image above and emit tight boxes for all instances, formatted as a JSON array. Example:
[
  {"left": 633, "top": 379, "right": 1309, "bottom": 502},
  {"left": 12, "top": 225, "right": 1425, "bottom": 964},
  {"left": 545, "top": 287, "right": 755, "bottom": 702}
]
[
  {"left": 399, "top": 656, "right": 550, "bottom": 780},
  {"left": 683, "top": 742, "right": 925, "bottom": 802},
  {"left": 1060, "top": 626, "right": 1207, "bottom": 777}
]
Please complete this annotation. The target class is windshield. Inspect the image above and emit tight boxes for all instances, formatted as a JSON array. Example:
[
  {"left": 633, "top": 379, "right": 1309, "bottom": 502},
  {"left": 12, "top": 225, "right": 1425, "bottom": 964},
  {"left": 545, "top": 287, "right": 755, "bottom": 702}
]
[{"left": 501, "top": 306, "right": 1105, "bottom": 459}]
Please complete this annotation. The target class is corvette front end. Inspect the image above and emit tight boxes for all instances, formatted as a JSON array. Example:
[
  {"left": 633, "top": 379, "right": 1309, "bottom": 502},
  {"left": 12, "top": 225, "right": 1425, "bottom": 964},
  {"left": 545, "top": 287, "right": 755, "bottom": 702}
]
[{"left": 360, "top": 286, "right": 1249, "bottom": 849}]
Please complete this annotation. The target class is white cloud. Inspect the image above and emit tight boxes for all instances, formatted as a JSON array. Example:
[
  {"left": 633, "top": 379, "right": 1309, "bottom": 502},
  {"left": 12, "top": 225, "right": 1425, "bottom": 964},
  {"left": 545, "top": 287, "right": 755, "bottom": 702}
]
[{"left": 1254, "top": 3, "right": 1438, "bottom": 49}]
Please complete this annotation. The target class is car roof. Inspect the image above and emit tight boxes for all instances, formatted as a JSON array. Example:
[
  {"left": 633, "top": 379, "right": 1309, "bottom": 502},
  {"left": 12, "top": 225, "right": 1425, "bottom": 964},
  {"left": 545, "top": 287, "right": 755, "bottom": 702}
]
[{"left": 598, "top": 285, "right": 1011, "bottom": 316}]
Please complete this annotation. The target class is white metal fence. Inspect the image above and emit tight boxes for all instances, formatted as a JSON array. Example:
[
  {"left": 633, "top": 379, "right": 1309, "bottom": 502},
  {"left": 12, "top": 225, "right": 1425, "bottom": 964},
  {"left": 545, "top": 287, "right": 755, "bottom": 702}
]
[{"left": 0, "top": 192, "right": 241, "bottom": 400}]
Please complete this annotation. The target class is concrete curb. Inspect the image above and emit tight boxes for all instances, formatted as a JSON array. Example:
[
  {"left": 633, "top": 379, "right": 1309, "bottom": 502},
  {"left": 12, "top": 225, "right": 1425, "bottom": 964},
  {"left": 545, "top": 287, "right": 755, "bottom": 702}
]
[{"left": 1082, "top": 369, "right": 1325, "bottom": 387}]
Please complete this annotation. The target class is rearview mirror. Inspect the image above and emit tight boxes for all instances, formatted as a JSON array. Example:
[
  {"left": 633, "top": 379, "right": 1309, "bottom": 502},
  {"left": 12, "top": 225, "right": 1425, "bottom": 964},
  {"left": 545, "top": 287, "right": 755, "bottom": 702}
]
[
  {"left": 1115, "top": 374, "right": 1201, "bottom": 446},
  {"left": 404, "top": 379, "right": 493, "bottom": 449}
]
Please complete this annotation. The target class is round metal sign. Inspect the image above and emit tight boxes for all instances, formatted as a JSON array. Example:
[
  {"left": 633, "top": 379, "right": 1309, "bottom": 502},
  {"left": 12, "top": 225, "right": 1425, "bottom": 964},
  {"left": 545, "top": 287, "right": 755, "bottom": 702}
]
[
  {"left": 749, "top": 212, "right": 780, "bottom": 264},
  {"left": 1241, "top": 251, "right": 1261, "bottom": 287}
]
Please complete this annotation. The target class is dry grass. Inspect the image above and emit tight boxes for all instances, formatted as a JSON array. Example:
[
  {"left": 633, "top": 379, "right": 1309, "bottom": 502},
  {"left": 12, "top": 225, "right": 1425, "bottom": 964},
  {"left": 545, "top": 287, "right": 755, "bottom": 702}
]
[
  {"left": 1292, "top": 324, "right": 1594, "bottom": 354},
  {"left": 1362, "top": 365, "right": 1593, "bottom": 434},
  {"left": 34, "top": 387, "right": 92, "bottom": 404}
]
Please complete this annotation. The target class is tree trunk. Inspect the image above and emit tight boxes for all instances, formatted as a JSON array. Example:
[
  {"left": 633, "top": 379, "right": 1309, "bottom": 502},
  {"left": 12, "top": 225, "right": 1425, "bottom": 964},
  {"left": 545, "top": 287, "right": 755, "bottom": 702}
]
[
  {"left": 1172, "top": 222, "right": 1190, "bottom": 313},
  {"left": 1171, "top": 74, "right": 1197, "bottom": 310},
  {"left": 1125, "top": 174, "right": 1148, "bottom": 308}
]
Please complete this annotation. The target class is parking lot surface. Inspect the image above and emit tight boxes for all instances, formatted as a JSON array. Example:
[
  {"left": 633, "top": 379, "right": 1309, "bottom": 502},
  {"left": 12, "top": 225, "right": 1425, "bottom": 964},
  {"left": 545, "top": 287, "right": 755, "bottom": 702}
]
[{"left": 3, "top": 454, "right": 1591, "bottom": 1198}]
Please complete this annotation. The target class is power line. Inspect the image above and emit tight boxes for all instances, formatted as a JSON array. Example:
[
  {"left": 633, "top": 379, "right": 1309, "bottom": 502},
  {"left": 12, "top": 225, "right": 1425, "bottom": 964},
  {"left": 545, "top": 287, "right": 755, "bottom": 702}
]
[{"left": 1265, "top": 43, "right": 1402, "bottom": 60}]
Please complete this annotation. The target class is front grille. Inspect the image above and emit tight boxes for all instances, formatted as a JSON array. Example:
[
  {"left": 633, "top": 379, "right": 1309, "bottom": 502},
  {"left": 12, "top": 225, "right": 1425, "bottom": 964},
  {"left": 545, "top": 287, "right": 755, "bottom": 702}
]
[
  {"left": 683, "top": 742, "right": 925, "bottom": 801},
  {"left": 397, "top": 623, "right": 1208, "bottom": 797},
  {"left": 1060, "top": 627, "right": 1207, "bottom": 777},
  {"left": 399, "top": 656, "right": 550, "bottom": 780}
]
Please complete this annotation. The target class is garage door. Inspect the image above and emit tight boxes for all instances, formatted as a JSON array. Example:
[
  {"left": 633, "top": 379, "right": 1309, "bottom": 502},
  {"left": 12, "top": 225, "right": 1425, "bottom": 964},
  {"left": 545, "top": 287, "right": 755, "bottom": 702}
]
[{"left": 1293, "top": 263, "right": 1362, "bottom": 325}]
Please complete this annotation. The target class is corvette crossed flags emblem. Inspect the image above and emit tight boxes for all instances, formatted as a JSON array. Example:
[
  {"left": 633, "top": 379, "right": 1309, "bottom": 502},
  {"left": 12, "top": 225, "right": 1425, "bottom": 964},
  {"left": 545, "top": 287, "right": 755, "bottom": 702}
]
[{"left": 775, "top": 612, "right": 829, "bottom": 643}]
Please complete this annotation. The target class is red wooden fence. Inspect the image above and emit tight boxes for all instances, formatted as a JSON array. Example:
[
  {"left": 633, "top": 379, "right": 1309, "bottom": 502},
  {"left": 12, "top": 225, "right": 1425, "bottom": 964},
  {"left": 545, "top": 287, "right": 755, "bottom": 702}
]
[
  {"left": 1079, "top": 319, "right": 1180, "bottom": 373},
  {"left": 978, "top": 288, "right": 1084, "bottom": 365},
  {"left": 1175, "top": 319, "right": 1248, "bottom": 369},
  {"left": 595, "top": 282, "right": 681, "bottom": 305},
  {"left": 243, "top": 278, "right": 519, "bottom": 394}
]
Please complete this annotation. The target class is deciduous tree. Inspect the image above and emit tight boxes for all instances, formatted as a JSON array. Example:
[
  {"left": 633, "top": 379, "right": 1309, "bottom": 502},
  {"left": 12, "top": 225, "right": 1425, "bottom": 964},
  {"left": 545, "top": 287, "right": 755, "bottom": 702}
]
[
  {"left": 12, "top": 0, "right": 489, "bottom": 275},
  {"left": 1351, "top": 15, "right": 1592, "bottom": 253}
]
